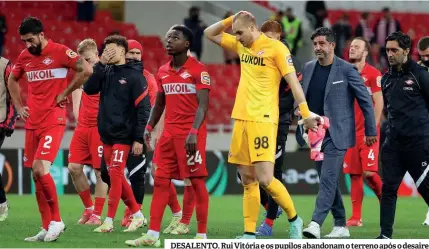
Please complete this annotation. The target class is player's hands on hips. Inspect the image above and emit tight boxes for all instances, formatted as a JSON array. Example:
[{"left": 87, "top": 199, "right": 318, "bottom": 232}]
[
  {"left": 101, "top": 47, "right": 116, "bottom": 65},
  {"left": 185, "top": 134, "right": 197, "bottom": 156},
  {"left": 17, "top": 106, "right": 30, "bottom": 121},
  {"left": 132, "top": 141, "right": 143, "bottom": 155},
  {"left": 364, "top": 136, "right": 378, "bottom": 146},
  {"left": 143, "top": 129, "right": 153, "bottom": 151}
]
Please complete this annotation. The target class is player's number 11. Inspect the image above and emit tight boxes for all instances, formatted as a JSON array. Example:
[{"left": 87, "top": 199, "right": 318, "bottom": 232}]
[{"left": 187, "top": 150, "right": 202, "bottom": 166}]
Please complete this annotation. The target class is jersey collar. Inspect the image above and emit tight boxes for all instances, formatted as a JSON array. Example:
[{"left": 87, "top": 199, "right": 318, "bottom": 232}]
[
  {"left": 40, "top": 39, "right": 53, "bottom": 56},
  {"left": 168, "top": 56, "right": 194, "bottom": 72}
]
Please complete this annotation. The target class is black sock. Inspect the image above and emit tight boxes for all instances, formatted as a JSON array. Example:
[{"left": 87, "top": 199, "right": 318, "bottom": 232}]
[
  {"left": 0, "top": 173, "right": 6, "bottom": 204},
  {"left": 127, "top": 154, "right": 147, "bottom": 205}
]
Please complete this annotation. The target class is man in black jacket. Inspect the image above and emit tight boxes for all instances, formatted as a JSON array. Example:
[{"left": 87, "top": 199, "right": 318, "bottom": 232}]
[
  {"left": 84, "top": 35, "right": 151, "bottom": 233},
  {"left": 378, "top": 31, "right": 429, "bottom": 239}
]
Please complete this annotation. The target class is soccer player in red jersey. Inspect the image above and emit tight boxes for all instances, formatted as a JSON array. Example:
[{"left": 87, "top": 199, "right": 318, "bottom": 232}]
[
  {"left": 69, "top": 39, "right": 108, "bottom": 226},
  {"left": 7, "top": 17, "right": 93, "bottom": 242},
  {"left": 126, "top": 25, "right": 210, "bottom": 247},
  {"left": 343, "top": 37, "right": 384, "bottom": 227}
]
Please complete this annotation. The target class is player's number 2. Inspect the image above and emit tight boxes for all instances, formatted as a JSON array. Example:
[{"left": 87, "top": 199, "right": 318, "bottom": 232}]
[
  {"left": 254, "top": 136, "right": 269, "bottom": 149},
  {"left": 368, "top": 149, "right": 375, "bottom": 161},
  {"left": 187, "top": 150, "right": 202, "bottom": 166},
  {"left": 43, "top": 136, "right": 53, "bottom": 149}
]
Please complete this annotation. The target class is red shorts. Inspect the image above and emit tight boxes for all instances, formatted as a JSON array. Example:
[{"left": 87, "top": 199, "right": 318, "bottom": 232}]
[
  {"left": 69, "top": 126, "right": 103, "bottom": 169},
  {"left": 343, "top": 136, "right": 379, "bottom": 174},
  {"left": 156, "top": 130, "right": 207, "bottom": 180},
  {"left": 103, "top": 144, "right": 131, "bottom": 171},
  {"left": 152, "top": 142, "right": 161, "bottom": 165},
  {"left": 24, "top": 125, "right": 66, "bottom": 168}
]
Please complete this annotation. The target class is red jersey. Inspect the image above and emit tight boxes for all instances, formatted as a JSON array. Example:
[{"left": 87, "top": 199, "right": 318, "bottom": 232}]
[
  {"left": 157, "top": 57, "right": 211, "bottom": 137},
  {"left": 12, "top": 40, "right": 80, "bottom": 129},
  {"left": 354, "top": 63, "right": 382, "bottom": 137},
  {"left": 78, "top": 92, "right": 99, "bottom": 127},
  {"left": 144, "top": 69, "right": 158, "bottom": 106}
]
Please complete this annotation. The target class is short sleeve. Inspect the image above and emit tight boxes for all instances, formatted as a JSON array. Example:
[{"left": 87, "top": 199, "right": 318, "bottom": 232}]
[
  {"left": 273, "top": 41, "right": 296, "bottom": 77},
  {"left": 146, "top": 72, "right": 158, "bottom": 106},
  {"left": 156, "top": 72, "right": 164, "bottom": 93},
  {"left": 58, "top": 45, "right": 80, "bottom": 69},
  {"left": 220, "top": 32, "right": 239, "bottom": 52},
  {"left": 193, "top": 65, "right": 211, "bottom": 91},
  {"left": 370, "top": 70, "right": 382, "bottom": 94},
  {"left": 11, "top": 55, "right": 24, "bottom": 80}
]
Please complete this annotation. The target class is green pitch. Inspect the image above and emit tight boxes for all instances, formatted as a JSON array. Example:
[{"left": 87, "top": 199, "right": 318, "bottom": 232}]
[{"left": 0, "top": 195, "right": 427, "bottom": 248}]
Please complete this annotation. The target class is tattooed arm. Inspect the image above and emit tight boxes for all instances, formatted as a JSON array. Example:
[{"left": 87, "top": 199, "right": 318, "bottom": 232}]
[{"left": 57, "top": 57, "right": 93, "bottom": 104}]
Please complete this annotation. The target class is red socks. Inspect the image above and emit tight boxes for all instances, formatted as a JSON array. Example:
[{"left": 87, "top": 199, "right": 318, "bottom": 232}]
[
  {"left": 365, "top": 173, "right": 382, "bottom": 201},
  {"left": 121, "top": 178, "right": 140, "bottom": 214},
  {"left": 149, "top": 176, "right": 171, "bottom": 231},
  {"left": 190, "top": 177, "right": 209, "bottom": 234},
  {"left": 265, "top": 218, "right": 274, "bottom": 227},
  {"left": 107, "top": 166, "right": 123, "bottom": 219},
  {"left": 94, "top": 197, "right": 105, "bottom": 217},
  {"left": 35, "top": 180, "right": 52, "bottom": 230},
  {"left": 350, "top": 174, "right": 364, "bottom": 220},
  {"left": 38, "top": 174, "right": 61, "bottom": 222},
  {"left": 78, "top": 189, "right": 93, "bottom": 209},
  {"left": 168, "top": 183, "right": 182, "bottom": 214},
  {"left": 181, "top": 186, "right": 196, "bottom": 225}
]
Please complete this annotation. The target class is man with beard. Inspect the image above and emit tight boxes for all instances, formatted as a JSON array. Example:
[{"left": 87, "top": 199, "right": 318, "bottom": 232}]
[
  {"left": 300, "top": 27, "right": 377, "bottom": 239},
  {"left": 7, "top": 17, "right": 93, "bottom": 242},
  {"left": 378, "top": 32, "right": 429, "bottom": 238},
  {"left": 417, "top": 36, "right": 429, "bottom": 226},
  {"left": 343, "top": 37, "right": 384, "bottom": 227}
]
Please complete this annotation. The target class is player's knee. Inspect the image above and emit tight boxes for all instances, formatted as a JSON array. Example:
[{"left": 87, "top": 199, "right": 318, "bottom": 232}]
[
  {"left": 32, "top": 161, "right": 46, "bottom": 178},
  {"left": 363, "top": 171, "right": 374, "bottom": 178},
  {"left": 68, "top": 163, "right": 83, "bottom": 176},
  {"left": 240, "top": 173, "right": 256, "bottom": 185},
  {"left": 183, "top": 178, "right": 192, "bottom": 186},
  {"left": 256, "top": 174, "right": 273, "bottom": 188}
]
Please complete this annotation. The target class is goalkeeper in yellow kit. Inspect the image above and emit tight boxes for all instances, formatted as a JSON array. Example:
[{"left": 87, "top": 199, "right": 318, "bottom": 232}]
[{"left": 204, "top": 11, "right": 319, "bottom": 239}]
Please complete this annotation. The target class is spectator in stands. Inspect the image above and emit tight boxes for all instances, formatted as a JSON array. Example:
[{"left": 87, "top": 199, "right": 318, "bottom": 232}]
[
  {"left": 305, "top": 0, "right": 329, "bottom": 30},
  {"left": 270, "top": 11, "right": 286, "bottom": 40},
  {"left": 355, "top": 12, "right": 374, "bottom": 43},
  {"left": 222, "top": 11, "right": 240, "bottom": 65},
  {"left": 0, "top": 14, "right": 6, "bottom": 56},
  {"left": 373, "top": 7, "right": 401, "bottom": 69},
  {"left": 417, "top": 36, "right": 429, "bottom": 69},
  {"left": 184, "top": 6, "right": 206, "bottom": 60},
  {"left": 332, "top": 14, "right": 352, "bottom": 58},
  {"left": 282, "top": 7, "right": 302, "bottom": 56},
  {"left": 77, "top": 1, "right": 95, "bottom": 22}
]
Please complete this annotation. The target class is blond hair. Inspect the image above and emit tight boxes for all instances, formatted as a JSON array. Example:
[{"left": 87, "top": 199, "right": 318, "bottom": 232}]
[
  {"left": 77, "top": 38, "right": 98, "bottom": 55},
  {"left": 233, "top": 11, "right": 257, "bottom": 25}
]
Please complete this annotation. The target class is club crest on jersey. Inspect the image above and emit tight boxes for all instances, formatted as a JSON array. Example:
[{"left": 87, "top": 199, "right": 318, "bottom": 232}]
[
  {"left": 66, "top": 49, "right": 78, "bottom": 59},
  {"left": 256, "top": 50, "right": 264, "bottom": 56},
  {"left": 119, "top": 78, "right": 127, "bottom": 84},
  {"left": 377, "top": 76, "right": 381, "bottom": 87},
  {"left": 201, "top": 72, "right": 210, "bottom": 85},
  {"left": 362, "top": 76, "right": 368, "bottom": 82},
  {"left": 405, "top": 79, "right": 414, "bottom": 85},
  {"left": 286, "top": 55, "right": 293, "bottom": 66},
  {"left": 42, "top": 58, "right": 53, "bottom": 65},
  {"left": 180, "top": 72, "right": 192, "bottom": 79}
]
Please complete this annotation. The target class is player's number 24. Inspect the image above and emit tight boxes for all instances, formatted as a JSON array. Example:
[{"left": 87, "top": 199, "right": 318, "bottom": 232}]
[{"left": 187, "top": 150, "right": 202, "bottom": 166}]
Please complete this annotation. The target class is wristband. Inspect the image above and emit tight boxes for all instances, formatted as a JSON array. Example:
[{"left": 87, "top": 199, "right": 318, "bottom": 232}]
[
  {"left": 222, "top": 16, "right": 233, "bottom": 27},
  {"left": 190, "top": 128, "right": 198, "bottom": 135},
  {"left": 299, "top": 102, "right": 311, "bottom": 119},
  {"left": 146, "top": 125, "right": 153, "bottom": 132}
]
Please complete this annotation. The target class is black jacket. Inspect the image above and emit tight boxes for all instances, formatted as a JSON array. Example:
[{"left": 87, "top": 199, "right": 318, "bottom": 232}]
[
  {"left": 279, "top": 54, "right": 302, "bottom": 127},
  {"left": 382, "top": 59, "right": 429, "bottom": 146},
  {"left": 83, "top": 60, "right": 151, "bottom": 145}
]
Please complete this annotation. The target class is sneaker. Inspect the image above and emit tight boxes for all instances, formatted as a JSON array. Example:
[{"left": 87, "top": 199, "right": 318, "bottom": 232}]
[
  {"left": 303, "top": 221, "right": 321, "bottom": 239},
  {"left": 255, "top": 223, "right": 273, "bottom": 236},
  {"left": 324, "top": 226, "right": 350, "bottom": 238},
  {"left": 0, "top": 203, "right": 8, "bottom": 222},
  {"left": 422, "top": 209, "right": 429, "bottom": 226},
  {"left": 44, "top": 221, "right": 66, "bottom": 242},
  {"left": 170, "top": 222, "right": 190, "bottom": 235},
  {"left": 24, "top": 228, "right": 47, "bottom": 242},
  {"left": 124, "top": 217, "right": 147, "bottom": 232},
  {"left": 376, "top": 234, "right": 391, "bottom": 239},
  {"left": 162, "top": 215, "right": 181, "bottom": 234},
  {"left": 125, "top": 233, "right": 161, "bottom": 247},
  {"left": 194, "top": 235, "right": 207, "bottom": 239},
  {"left": 78, "top": 209, "right": 93, "bottom": 224},
  {"left": 235, "top": 234, "right": 256, "bottom": 239},
  {"left": 85, "top": 214, "right": 102, "bottom": 225},
  {"left": 121, "top": 207, "right": 132, "bottom": 227},
  {"left": 94, "top": 221, "right": 113, "bottom": 233},
  {"left": 346, "top": 218, "right": 363, "bottom": 227},
  {"left": 289, "top": 216, "right": 303, "bottom": 239}
]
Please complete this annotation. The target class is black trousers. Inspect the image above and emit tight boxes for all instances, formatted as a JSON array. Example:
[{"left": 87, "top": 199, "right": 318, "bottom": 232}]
[
  {"left": 380, "top": 138, "right": 429, "bottom": 238},
  {"left": 0, "top": 129, "right": 7, "bottom": 203},
  {"left": 101, "top": 152, "right": 148, "bottom": 205}
]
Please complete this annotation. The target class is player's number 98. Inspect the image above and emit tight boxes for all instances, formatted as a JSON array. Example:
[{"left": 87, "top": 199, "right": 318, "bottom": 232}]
[
  {"left": 254, "top": 136, "right": 269, "bottom": 149},
  {"left": 187, "top": 150, "right": 202, "bottom": 166}
]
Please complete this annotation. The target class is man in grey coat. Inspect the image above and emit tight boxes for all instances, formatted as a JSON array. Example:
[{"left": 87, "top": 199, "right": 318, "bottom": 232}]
[{"left": 298, "top": 27, "right": 378, "bottom": 239}]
